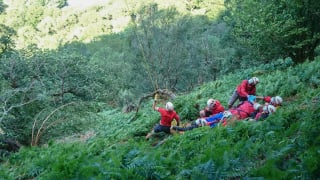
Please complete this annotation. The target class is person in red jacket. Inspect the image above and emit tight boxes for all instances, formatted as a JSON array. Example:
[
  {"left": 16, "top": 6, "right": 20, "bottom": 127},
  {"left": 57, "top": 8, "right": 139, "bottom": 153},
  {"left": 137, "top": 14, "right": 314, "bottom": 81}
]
[
  {"left": 146, "top": 100, "right": 180, "bottom": 139},
  {"left": 222, "top": 100, "right": 258, "bottom": 126},
  {"left": 253, "top": 104, "right": 276, "bottom": 120},
  {"left": 227, "top": 77, "right": 259, "bottom": 109},
  {"left": 200, "top": 98, "right": 225, "bottom": 118},
  {"left": 230, "top": 101, "right": 256, "bottom": 119},
  {"left": 206, "top": 99, "right": 260, "bottom": 127}
]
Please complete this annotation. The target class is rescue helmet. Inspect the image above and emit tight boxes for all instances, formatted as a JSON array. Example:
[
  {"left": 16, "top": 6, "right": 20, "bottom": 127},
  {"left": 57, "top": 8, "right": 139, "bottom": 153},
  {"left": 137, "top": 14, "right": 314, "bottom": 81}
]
[
  {"left": 248, "top": 77, "right": 259, "bottom": 85},
  {"left": 254, "top": 103, "right": 262, "bottom": 110},
  {"left": 207, "top": 98, "right": 216, "bottom": 108},
  {"left": 166, "top": 102, "right": 174, "bottom": 111},
  {"left": 271, "top": 96, "right": 283, "bottom": 105},
  {"left": 263, "top": 104, "right": 276, "bottom": 114}
]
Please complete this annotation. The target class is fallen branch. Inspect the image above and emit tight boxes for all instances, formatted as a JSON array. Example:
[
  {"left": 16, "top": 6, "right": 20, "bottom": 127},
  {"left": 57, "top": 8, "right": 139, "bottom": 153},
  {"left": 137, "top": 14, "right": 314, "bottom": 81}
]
[{"left": 129, "top": 89, "right": 176, "bottom": 122}]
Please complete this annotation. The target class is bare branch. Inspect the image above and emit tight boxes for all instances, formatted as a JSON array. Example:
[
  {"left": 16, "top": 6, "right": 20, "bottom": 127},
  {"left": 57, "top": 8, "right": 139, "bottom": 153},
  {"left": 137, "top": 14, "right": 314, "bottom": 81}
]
[
  {"left": 31, "top": 102, "right": 75, "bottom": 146},
  {"left": 129, "top": 89, "right": 176, "bottom": 122},
  {"left": 0, "top": 84, "right": 38, "bottom": 122}
]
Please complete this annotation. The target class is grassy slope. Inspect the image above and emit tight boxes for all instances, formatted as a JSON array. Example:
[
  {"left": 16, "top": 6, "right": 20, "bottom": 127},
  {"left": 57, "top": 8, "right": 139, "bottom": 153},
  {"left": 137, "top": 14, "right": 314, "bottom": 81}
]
[{"left": 1, "top": 58, "right": 320, "bottom": 179}]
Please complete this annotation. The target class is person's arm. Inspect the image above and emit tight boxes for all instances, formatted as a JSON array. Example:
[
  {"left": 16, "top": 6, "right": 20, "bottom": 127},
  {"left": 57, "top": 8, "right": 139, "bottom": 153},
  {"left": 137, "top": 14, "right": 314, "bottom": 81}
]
[
  {"left": 153, "top": 93, "right": 160, "bottom": 111},
  {"left": 199, "top": 110, "right": 206, "bottom": 118},
  {"left": 204, "top": 108, "right": 213, "bottom": 117},
  {"left": 152, "top": 100, "right": 159, "bottom": 111},
  {"left": 256, "top": 96, "right": 271, "bottom": 103},
  {"left": 256, "top": 96, "right": 264, "bottom": 99}
]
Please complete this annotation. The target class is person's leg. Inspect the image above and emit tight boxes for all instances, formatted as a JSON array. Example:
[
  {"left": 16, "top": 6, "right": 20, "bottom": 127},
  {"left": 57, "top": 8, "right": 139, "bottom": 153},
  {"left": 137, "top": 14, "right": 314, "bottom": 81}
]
[
  {"left": 228, "top": 90, "right": 239, "bottom": 109},
  {"left": 206, "top": 113, "right": 223, "bottom": 127},
  {"left": 172, "top": 125, "right": 198, "bottom": 131},
  {"left": 223, "top": 115, "right": 239, "bottom": 126},
  {"left": 146, "top": 124, "right": 161, "bottom": 139},
  {"left": 161, "top": 126, "right": 171, "bottom": 134},
  {"left": 146, "top": 130, "right": 154, "bottom": 139},
  {"left": 170, "top": 126, "right": 185, "bottom": 134}
]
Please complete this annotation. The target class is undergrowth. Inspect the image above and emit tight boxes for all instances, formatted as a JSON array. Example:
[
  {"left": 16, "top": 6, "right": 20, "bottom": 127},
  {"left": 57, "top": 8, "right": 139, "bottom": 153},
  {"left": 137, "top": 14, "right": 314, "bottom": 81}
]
[{"left": 0, "top": 57, "right": 319, "bottom": 179}]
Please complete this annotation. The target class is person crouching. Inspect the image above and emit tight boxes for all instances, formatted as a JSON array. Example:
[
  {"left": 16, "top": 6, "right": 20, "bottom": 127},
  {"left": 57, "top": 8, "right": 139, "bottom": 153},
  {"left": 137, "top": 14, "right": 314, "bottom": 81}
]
[{"left": 146, "top": 100, "right": 180, "bottom": 139}]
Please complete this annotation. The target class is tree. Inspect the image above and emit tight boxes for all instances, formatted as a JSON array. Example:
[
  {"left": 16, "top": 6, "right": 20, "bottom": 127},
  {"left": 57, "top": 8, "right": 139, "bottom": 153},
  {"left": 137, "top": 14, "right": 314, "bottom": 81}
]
[
  {"left": 0, "top": 0, "right": 7, "bottom": 13},
  {"left": 129, "top": 3, "right": 234, "bottom": 92},
  {"left": 0, "top": 1, "right": 15, "bottom": 57},
  {"left": 0, "top": 46, "right": 108, "bottom": 144},
  {"left": 0, "top": 24, "right": 15, "bottom": 56},
  {"left": 129, "top": 4, "right": 190, "bottom": 91},
  {"left": 224, "top": 0, "right": 320, "bottom": 63}
]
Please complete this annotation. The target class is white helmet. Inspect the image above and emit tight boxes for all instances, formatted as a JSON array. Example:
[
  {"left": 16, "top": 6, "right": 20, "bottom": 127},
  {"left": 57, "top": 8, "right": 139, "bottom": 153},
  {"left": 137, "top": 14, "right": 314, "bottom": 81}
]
[
  {"left": 263, "top": 104, "right": 276, "bottom": 114},
  {"left": 271, "top": 96, "right": 283, "bottom": 105},
  {"left": 195, "top": 118, "right": 207, "bottom": 126},
  {"left": 166, "top": 102, "right": 174, "bottom": 111},
  {"left": 248, "top": 77, "right": 259, "bottom": 85},
  {"left": 254, "top": 103, "right": 262, "bottom": 110},
  {"left": 207, "top": 98, "right": 216, "bottom": 108}
]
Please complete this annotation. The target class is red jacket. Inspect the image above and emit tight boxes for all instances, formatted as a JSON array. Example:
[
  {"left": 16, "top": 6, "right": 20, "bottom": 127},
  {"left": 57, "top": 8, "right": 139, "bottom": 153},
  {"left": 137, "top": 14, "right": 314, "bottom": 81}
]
[
  {"left": 263, "top": 96, "right": 280, "bottom": 107},
  {"left": 158, "top": 108, "right": 180, "bottom": 127},
  {"left": 229, "top": 101, "right": 255, "bottom": 119},
  {"left": 204, "top": 100, "right": 225, "bottom": 117},
  {"left": 236, "top": 80, "right": 256, "bottom": 97}
]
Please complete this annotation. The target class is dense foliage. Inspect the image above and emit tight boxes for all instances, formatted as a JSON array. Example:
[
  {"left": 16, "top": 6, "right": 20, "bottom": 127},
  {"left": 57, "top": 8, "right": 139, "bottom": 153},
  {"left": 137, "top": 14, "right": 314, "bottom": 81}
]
[
  {"left": 224, "top": 0, "right": 320, "bottom": 63},
  {"left": 0, "top": 0, "right": 237, "bottom": 144},
  {"left": 1, "top": 56, "right": 319, "bottom": 179},
  {"left": 0, "top": 0, "right": 319, "bottom": 179}
]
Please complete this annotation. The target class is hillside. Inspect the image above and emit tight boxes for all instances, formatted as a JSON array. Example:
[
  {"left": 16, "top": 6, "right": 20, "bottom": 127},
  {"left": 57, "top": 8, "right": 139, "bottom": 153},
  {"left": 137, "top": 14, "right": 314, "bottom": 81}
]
[
  {"left": 0, "top": 0, "right": 319, "bottom": 179},
  {"left": 0, "top": 57, "right": 319, "bottom": 179}
]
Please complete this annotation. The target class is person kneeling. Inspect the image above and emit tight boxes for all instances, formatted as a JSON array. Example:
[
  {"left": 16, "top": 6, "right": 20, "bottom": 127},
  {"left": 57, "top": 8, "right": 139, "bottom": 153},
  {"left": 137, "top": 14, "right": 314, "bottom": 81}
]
[{"left": 146, "top": 100, "right": 180, "bottom": 139}]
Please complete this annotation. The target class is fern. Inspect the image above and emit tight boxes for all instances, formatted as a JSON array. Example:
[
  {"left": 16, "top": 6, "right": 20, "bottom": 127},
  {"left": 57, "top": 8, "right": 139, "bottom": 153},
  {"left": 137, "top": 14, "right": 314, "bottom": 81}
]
[
  {"left": 190, "top": 160, "right": 221, "bottom": 179},
  {"left": 1, "top": 57, "right": 320, "bottom": 179}
]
